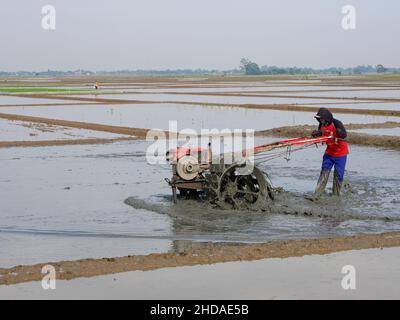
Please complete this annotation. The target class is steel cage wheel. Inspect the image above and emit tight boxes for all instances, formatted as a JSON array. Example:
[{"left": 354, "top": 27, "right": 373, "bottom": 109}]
[{"left": 216, "top": 163, "right": 272, "bottom": 210}]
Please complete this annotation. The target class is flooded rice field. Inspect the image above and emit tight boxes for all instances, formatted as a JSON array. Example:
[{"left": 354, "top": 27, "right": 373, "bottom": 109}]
[
  {"left": 67, "top": 93, "right": 364, "bottom": 105},
  {"left": 259, "top": 89, "right": 400, "bottom": 99},
  {"left": 115, "top": 86, "right": 398, "bottom": 94},
  {"left": 0, "top": 139, "right": 399, "bottom": 267},
  {"left": 0, "top": 119, "right": 128, "bottom": 142},
  {"left": 0, "top": 95, "right": 76, "bottom": 106},
  {"left": 1, "top": 76, "right": 400, "bottom": 268},
  {"left": 0, "top": 104, "right": 398, "bottom": 132},
  {"left": 300, "top": 102, "right": 400, "bottom": 111}
]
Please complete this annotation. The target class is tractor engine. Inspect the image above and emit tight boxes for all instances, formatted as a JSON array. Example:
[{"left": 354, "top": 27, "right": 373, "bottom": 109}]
[
  {"left": 166, "top": 146, "right": 211, "bottom": 181},
  {"left": 165, "top": 144, "right": 273, "bottom": 209}
]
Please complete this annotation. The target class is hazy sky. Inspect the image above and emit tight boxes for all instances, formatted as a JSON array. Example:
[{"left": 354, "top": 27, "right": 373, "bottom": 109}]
[{"left": 1, "top": 0, "right": 399, "bottom": 71}]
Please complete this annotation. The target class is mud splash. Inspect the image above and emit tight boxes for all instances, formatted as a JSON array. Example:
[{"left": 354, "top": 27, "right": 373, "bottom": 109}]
[{"left": 124, "top": 185, "right": 400, "bottom": 224}]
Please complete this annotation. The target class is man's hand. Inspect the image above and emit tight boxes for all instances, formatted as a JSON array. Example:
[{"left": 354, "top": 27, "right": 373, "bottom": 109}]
[{"left": 311, "top": 130, "right": 323, "bottom": 137}]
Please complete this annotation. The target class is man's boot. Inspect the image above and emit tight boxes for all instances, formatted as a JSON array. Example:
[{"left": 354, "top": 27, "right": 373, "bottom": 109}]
[
  {"left": 306, "top": 169, "right": 330, "bottom": 201},
  {"left": 314, "top": 169, "right": 331, "bottom": 198},
  {"left": 332, "top": 173, "right": 343, "bottom": 196}
]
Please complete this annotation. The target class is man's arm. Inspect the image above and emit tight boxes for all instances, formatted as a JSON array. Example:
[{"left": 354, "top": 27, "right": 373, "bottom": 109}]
[
  {"left": 311, "top": 119, "right": 323, "bottom": 137},
  {"left": 333, "top": 119, "right": 347, "bottom": 139}
]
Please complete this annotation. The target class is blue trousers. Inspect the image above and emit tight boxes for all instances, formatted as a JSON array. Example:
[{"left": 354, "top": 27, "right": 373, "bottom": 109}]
[{"left": 321, "top": 154, "right": 347, "bottom": 182}]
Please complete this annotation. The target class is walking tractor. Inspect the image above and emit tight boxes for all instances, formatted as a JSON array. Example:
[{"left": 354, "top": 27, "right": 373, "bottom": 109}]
[{"left": 165, "top": 135, "right": 331, "bottom": 210}]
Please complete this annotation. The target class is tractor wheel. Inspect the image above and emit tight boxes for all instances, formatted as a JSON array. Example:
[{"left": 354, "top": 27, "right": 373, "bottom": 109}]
[{"left": 216, "top": 163, "right": 273, "bottom": 210}]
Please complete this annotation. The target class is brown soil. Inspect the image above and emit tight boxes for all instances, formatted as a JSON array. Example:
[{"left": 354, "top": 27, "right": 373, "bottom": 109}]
[
  {"left": 12, "top": 93, "right": 155, "bottom": 105},
  {"left": 1, "top": 231, "right": 400, "bottom": 285}
]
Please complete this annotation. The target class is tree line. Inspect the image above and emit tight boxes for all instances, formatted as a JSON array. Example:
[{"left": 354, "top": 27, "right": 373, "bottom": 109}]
[
  {"left": 240, "top": 58, "right": 394, "bottom": 75},
  {"left": 0, "top": 62, "right": 397, "bottom": 77}
]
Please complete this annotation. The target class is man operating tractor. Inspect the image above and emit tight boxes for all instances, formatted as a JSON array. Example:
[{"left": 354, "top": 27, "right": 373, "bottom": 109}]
[{"left": 310, "top": 107, "right": 349, "bottom": 199}]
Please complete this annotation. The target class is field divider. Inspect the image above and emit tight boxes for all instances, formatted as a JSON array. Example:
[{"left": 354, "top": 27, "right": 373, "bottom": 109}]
[
  {"left": 2, "top": 231, "right": 400, "bottom": 285},
  {"left": 0, "top": 137, "right": 137, "bottom": 148},
  {"left": 0, "top": 112, "right": 151, "bottom": 138}
]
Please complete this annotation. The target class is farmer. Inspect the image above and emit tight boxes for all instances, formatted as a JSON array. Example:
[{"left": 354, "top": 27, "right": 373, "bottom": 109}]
[{"left": 310, "top": 107, "right": 349, "bottom": 198}]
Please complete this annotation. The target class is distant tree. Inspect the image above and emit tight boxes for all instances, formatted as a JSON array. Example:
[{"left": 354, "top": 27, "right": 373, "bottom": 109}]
[
  {"left": 240, "top": 58, "right": 261, "bottom": 75},
  {"left": 376, "top": 64, "right": 387, "bottom": 73},
  {"left": 353, "top": 65, "right": 375, "bottom": 74},
  {"left": 240, "top": 58, "right": 250, "bottom": 70},
  {"left": 353, "top": 66, "right": 363, "bottom": 74}
]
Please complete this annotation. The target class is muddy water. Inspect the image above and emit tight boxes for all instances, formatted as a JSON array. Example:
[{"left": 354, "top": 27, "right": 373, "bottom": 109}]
[
  {"left": 0, "top": 139, "right": 399, "bottom": 267},
  {"left": 0, "top": 141, "right": 172, "bottom": 267},
  {"left": 1, "top": 104, "right": 398, "bottom": 132}
]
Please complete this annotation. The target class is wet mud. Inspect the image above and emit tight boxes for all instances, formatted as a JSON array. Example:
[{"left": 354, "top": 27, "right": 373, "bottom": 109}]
[{"left": 124, "top": 185, "right": 400, "bottom": 226}]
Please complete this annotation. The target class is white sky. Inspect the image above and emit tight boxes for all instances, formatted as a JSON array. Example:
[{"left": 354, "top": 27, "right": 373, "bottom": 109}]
[{"left": 0, "top": 0, "right": 399, "bottom": 71}]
